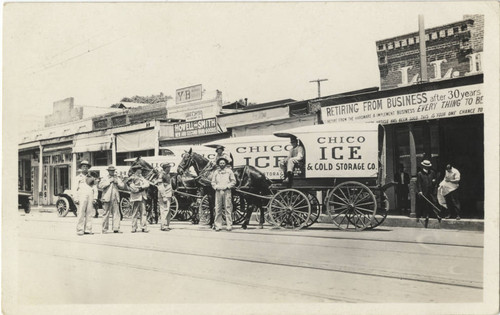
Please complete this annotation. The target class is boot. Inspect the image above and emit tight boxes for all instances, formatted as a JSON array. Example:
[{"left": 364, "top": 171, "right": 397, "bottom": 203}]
[
  {"left": 283, "top": 172, "right": 293, "bottom": 187},
  {"left": 424, "top": 217, "right": 429, "bottom": 228}
]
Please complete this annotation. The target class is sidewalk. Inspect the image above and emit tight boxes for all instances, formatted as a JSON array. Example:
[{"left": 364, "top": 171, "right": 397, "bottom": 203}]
[{"left": 28, "top": 206, "right": 484, "bottom": 232}]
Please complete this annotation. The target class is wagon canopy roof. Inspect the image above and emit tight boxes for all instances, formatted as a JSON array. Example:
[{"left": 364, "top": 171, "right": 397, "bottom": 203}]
[
  {"left": 204, "top": 135, "right": 287, "bottom": 148},
  {"left": 274, "top": 123, "right": 380, "bottom": 138}
]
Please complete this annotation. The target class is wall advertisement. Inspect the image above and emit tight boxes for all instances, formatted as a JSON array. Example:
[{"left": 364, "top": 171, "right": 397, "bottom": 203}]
[
  {"left": 173, "top": 118, "right": 218, "bottom": 138},
  {"left": 298, "top": 130, "right": 379, "bottom": 178},
  {"left": 321, "top": 84, "right": 483, "bottom": 125}
]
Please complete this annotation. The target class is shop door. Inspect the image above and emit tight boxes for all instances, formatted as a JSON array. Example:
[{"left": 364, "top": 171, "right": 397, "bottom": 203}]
[
  {"left": 439, "top": 115, "right": 484, "bottom": 218},
  {"left": 53, "top": 165, "right": 70, "bottom": 197}
]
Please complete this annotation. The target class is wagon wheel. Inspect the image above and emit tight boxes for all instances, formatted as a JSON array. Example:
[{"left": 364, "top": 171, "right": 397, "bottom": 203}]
[
  {"left": 169, "top": 195, "right": 179, "bottom": 221},
  {"left": 325, "top": 181, "right": 377, "bottom": 231},
  {"left": 198, "top": 195, "right": 211, "bottom": 225},
  {"left": 120, "top": 197, "right": 133, "bottom": 219},
  {"left": 255, "top": 207, "right": 271, "bottom": 224},
  {"left": 221, "top": 193, "right": 246, "bottom": 224},
  {"left": 173, "top": 196, "right": 194, "bottom": 221},
  {"left": 304, "top": 192, "right": 321, "bottom": 228},
  {"left": 365, "top": 192, "right": 389, "bottom": 229},
  {"left": 268, "top": 189, "right": 311, "bottom": 230}
]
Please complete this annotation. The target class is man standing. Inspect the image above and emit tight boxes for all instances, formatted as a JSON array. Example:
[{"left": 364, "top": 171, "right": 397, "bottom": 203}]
[
  {"left": 74, "top": 160, "right": 98, "bottom": 235},
  {"left": 395, "top": 163, "right": 410, "bottom": 214},
  {"left": 99, "top": 165, "right": 125, "bottom": 233},
  {"left": 157, "top": 174, "right": 173, "bottom": 231},
  {"left": 280, "top": 136, "right": 305, "bottom": 187},
  {"left": 442, "top": 164, "right": 461, "bottom": 220},
  {"left": 128, "top": 164, "right": 150, "bottom": 233},
  {"left": 211, "top": 157, "right": 236, "bottom": 231},
  {"left": 417, "top": 160, "right": 437, "bottom": 228},
  {"left": 213, "top": 146, "right": 232, "bottom": 168}
]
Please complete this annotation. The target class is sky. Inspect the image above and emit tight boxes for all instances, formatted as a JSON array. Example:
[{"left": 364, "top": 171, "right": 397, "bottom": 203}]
[{"left": 3, "top": 2, "right": 491, "bottom": 134}]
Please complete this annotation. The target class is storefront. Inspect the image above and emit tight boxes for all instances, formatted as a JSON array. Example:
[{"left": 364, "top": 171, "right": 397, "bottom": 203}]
[
  {"left": 73, "top": 131, "right": 114, "bottom": 178},
  {"left": 115, "top": 128, "right": 157, "bottom": 165},
  {"left": 158, "top": 117, "right": 230, "bottom": 148},
  {"left": 40, "top": 140, "right": 74, "bottom": 205},
  {"left": 319, "top": 74, "right": 484, "bottom": 218}
]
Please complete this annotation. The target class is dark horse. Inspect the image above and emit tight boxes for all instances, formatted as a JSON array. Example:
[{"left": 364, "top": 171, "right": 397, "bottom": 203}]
[{"left": 177, "top": 148, "right": 271, "bottom": 228}]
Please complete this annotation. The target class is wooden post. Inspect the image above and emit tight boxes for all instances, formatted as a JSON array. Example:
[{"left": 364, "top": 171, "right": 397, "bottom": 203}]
[{"left": 409, "top": 124, "right": 418, "bottom": 218}]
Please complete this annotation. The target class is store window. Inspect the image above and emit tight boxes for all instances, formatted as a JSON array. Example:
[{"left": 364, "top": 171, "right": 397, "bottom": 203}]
[
  {"left": 131, "top": 149, "right": 154, "bottom": 158},
  {"left": 93, "top": 150, "right": 109, "bottom": 166},
  {"left": 18, "top": 159, "right": 32, "bottom": 191},
  {"left": 116, "top": 152, "right": 128, "bottom": 166},
  {"left": 53, "top": 165, "right": 70, "bottom": 196},
  {"left": 395, "top": 122, "right": 440, "bottom": 174}
]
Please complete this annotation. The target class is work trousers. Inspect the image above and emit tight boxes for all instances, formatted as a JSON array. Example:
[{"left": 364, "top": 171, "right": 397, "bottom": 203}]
[
  {"left": 214, "top": 189, "right": 232, "bottom": 230},
  {"left": 102, "top": 198, "right": 120, "bottom": 232},
  {"left": 76, "top": 192, "right": 94, "bottom": 234},
  {"left": 281, "top": 159, "right": 300, "bottom": 173},
  {"left": 445, "top": 189, "right": 461, "bottom": 217},
  {"left": 159, "top": 199, "right": 171, "bottom": 229},
  {"left": 131, "top": 200, "right": 147, "bottom": 231}
]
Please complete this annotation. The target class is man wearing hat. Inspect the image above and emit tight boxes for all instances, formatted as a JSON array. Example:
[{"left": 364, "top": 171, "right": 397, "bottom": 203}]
[
  {"left": 417, "top": 159, "right": 437, "bottom": 227},
  {"left": 128, "top": 164, "right": 150, "bottom": 233},
  {"left": 98, "top": 165, "right": 125, "bottom": 233},
  {"left": 213, "top": 145, "right": 233, "bottom": 168},
  {"left": 73, "top": 160, "right": 98, "bottom": 235},
  {"left": 280, "top": 136, "right": 305, "bottom": 187},
  {"left": 211, "top": 156, "right": 236, "bottom": 231}
]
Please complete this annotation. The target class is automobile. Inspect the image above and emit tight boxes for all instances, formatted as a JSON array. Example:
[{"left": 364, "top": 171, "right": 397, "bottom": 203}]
[
  {"left": 18, "top": 190, "right": 33, "bottom": 214},
  {"left": 56, "top": 166, "right": 132, "bottom": 218}
]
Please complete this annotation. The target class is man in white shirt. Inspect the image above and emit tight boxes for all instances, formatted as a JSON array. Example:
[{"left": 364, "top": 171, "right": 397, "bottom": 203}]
[
  {"left": 280, "top": 137, "right": 305, "bottom": 186},
  {"left": 211, "top": 157, "right": 236, "bottom": 231},
  {"left": 443, "top": 164, "right": 461, "bottom": 220},
  {"left": 74, "top": 160, "right": 98, "bottom": 235}
]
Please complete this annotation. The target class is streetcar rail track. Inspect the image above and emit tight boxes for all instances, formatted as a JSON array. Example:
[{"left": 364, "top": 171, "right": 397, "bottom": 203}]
[
  {"left": 20, "top": 235, "right": 483, "bottom": 290},
  {"left": 20, "top": 217, "right": 484, "bottom": 249},
  {"left": 19, "top": 248, "right": 361, "bottom": 303}
]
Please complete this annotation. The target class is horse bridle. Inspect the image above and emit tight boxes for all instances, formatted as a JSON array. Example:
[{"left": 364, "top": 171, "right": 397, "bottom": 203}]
[{"left": 179, "top": 152, "right": 213, "bottom": 180}]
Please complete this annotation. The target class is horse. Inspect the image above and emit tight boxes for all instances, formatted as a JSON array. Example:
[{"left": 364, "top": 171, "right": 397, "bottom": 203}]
[{"left": 177, "top": 148, "right": 271, "bottom": 228}]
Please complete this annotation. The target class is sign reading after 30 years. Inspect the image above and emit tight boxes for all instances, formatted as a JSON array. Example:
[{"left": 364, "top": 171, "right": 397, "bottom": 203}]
[{"left": 321, "top": 84, "right": 483, "bottom": 124}]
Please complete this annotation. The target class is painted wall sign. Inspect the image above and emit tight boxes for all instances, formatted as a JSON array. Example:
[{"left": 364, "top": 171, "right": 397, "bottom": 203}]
[
  {"left": 176, "top": 84, "right": 203, "bottom": 104},
  {"left": 168, "top": 90, "right": 222, "bottom": 121},
  {"left": 321, "top": 84, "right": 483, "bottom": 125},
  {"left": 174, "top": 118, "right": 218, "bottom": 138},
  {"left": 298, "top": 130, "right": 379, "bottom": 178},
  {"left": 206, "top": 136, "right": 292, "bottom": 180}
]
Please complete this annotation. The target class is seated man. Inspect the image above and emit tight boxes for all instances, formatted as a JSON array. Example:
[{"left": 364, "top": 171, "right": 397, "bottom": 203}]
[
  {"left": 280, "top": 136, "right": 304, "bottom": 186},
  {"left": 213, "top": 145, "right": 233, "bottom": 168}
]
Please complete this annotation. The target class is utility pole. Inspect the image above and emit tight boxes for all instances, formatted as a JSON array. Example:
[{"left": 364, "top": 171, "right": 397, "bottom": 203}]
[{"left": 309, "top": 78, "right": 328, "bottom": 98}]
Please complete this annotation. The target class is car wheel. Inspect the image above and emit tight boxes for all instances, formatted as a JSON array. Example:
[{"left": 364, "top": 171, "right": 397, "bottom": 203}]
[{"left": 56, "top": 198, "right": 70, "bottom": 217}]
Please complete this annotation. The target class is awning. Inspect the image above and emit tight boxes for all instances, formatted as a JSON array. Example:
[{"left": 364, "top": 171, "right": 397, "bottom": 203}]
[
  {"left": 43, "top": 142, "right": 73, "bottom": 153},
  {"left": 73, "top": 135, "right": 113, "bottom": 153},
  {"left": 19, "top": 142, "right": 40, "bottom": 151},
  {"left": 116, "top": 129, "right": 156, "bottom": 153}
]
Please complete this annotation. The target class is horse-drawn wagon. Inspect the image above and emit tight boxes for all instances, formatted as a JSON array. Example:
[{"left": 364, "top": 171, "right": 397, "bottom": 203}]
[{"left": 180, "top": 123, "right": 389, "bottom": 231}]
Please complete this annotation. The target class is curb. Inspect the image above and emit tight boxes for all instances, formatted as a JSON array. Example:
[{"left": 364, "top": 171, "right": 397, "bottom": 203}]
[{"left": 29, "top": 207, "right": 484, "bottom": 231}]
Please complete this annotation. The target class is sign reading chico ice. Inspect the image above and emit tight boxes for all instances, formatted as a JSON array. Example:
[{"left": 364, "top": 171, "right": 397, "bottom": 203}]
[
  {"left": 321, "top": 84, "right": 483, "bottom": 125},
  {"left": 299, "top": 130, "right": 379, "bottom": 178}
]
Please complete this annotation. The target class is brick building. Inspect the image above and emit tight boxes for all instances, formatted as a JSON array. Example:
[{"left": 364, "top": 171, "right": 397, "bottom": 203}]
[{"left": 376, "top": 15, "right": 484, "bottom": 90}]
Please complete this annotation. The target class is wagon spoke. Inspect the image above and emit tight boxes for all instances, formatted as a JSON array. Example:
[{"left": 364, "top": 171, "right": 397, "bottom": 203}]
[
  {"left": 355, "top": 200, "right": 376, "bottom": 207},
  {"left": 339, "top": 188, "right": 352, "bottom": 203},
  {"left": 332, "top": 193, "right": 350, "bottom": 204},
  {"left": 355, "top": 206, "right": 376, "bottom": 214}
]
